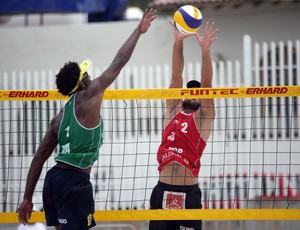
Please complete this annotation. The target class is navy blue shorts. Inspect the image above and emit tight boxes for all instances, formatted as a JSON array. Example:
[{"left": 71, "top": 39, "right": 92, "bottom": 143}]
[
  {"left": 149, "top": 181, "right": 202, "bottom": 230},
  {"left": 43, "top": 166, "right": 96, "bottom": 230}
]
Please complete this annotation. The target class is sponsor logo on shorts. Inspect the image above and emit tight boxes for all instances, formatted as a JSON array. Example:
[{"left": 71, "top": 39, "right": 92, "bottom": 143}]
[
  {"left": 87, "top": 213, "right": 93, "bottom": 226},
  {"left": 162, "top": 191, "right": 186, "bottom": 209},
  {"left": 58, "top": 218, "right": 67, "bottom": 224},
  {"left": 180, "top": 225, "right": 195, "bottom": 230}
]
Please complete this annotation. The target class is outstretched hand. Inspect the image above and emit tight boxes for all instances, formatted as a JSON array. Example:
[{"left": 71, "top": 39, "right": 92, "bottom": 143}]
[
  {"left": 194, "top": 22, "right": 219, "bottom": 50},
  {"left": 138, "top": 8, "right": 157, "bottom": 34}
]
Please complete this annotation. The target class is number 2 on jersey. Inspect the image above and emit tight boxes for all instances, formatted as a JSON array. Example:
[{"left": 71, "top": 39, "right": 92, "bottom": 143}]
[{"left": 181, "top": 122, "right": 188, "bottom": 133}]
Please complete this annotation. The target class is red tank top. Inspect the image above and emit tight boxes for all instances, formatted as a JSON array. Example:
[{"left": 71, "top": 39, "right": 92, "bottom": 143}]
[{"left": 157, "top": 110, "right": 206, "bottom": 177}]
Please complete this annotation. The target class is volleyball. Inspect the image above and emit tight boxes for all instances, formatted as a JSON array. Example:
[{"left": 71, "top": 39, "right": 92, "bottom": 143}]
[{"left": 173, "top": 5, "right": 202, "bottom": 35}]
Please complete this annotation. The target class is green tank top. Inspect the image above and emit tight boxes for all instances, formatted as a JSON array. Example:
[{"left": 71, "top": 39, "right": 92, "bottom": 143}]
[{"left": 55, "top": 93, "right": 103, "bottom": 168}]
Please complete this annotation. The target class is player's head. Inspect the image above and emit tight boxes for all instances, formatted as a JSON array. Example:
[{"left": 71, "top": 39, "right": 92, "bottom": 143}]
[
  {"left": 186, "top": 80, "right": 201, "bottom": 89},
  {"left": 183, "top": 80, "right": 201, "bottom": 111},
  {"left": 56, "top": 60, "right": 91, "bottom": 96}
]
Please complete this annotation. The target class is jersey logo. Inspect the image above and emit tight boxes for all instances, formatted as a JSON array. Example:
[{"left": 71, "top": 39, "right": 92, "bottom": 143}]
[
  {"left": 167, "top": 131, "right": 175, "bottom": 141},
  {"left": 61, "top": 143, "right": 70, "bottom": 154}
]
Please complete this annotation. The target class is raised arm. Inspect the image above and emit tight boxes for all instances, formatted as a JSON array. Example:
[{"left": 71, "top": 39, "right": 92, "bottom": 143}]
[
  {"left": 194, "top": 22, "right": 218, "bottom": 141},
  {"left": 87, "top": 8, "right": 157, "bottom": 98},
  {"left": 195, "top": 22, "right": 218, "bottom": 87},
  {"left": 166, "top": 23, "right": 191, "bottom": 111}
]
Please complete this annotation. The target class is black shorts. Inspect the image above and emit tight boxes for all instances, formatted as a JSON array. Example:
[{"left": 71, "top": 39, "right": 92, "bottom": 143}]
[
  {"left": 43, "top": 166, "right": 96, "bottom": 230},
  {"left": 149, "top": 181, "right": 202, "bottom": 230}
]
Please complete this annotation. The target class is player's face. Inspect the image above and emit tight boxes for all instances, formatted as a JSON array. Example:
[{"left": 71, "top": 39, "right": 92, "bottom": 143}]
[{"left": 183, "top": 98, "right": 200, "bottom": 111}]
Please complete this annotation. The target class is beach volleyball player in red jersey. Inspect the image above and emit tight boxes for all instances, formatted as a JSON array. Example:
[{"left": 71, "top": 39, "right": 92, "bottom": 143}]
[{"left": 149, "top": 21, "right": 218, "bottom": 230}]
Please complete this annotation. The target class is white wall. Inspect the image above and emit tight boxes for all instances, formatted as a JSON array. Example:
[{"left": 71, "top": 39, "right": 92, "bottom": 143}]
[{"left": 0, "top": 2, "right": 299, "bottom": 77}]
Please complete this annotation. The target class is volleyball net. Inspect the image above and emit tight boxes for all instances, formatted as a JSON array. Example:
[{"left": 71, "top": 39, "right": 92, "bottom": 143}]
[{"left": 0, "top": 86, "right": 300, "bottom": 223}]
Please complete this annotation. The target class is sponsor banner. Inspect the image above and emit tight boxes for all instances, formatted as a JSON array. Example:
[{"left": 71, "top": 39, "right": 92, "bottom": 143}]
[
  {"left": 0, "top": 86, "right": 299, "bottom": 101},
  {"left": 0, "top": 90, "right": 67, "bottom": 101}
]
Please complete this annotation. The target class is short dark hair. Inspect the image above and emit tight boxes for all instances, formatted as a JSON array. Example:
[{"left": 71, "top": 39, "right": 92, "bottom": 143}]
[
  {"left": 55, "top": 61, "right": 80, "bottom": 96},
  {"left": 187, "top": 80, "right": 201, "bottom": 88}
]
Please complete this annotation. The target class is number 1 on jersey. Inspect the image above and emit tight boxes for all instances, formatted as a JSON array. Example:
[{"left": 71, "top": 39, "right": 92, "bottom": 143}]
[{"left": 65, "top": 126, "right": 70, "bottom": 137}]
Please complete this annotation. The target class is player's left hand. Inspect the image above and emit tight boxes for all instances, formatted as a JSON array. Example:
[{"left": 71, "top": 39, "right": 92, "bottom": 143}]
[
  {"left": 195, "top": 21, "right": 219, "bottom": 50},
  {"left": 17, "top": 200, "right": 33, "bottom": 225}
]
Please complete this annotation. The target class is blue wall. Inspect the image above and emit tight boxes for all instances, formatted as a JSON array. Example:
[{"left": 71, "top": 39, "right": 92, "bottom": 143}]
[{"left": 0, "top": 0, "right": 128, "bottom": 21}]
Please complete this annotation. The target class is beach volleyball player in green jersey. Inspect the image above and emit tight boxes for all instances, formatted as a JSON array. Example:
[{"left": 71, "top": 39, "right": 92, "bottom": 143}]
[{"left": 17, "top": 9, "right": 157, "bottom": 230}]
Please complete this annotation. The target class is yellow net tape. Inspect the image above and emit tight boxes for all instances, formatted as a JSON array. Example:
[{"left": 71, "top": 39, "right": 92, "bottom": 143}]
[
  {"left": 1, "top": 209, "right": 300, "bottom": 223},
  {"left": 0, "top": 86, "right": 300, "bottom": 101}
]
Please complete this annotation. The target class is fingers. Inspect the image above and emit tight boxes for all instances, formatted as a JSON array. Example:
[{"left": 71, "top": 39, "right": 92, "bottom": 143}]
[
  {"left": 150, "top": 9, "right": 158, "bottom": 21},
  {"left": 139, "top": 8, "right": 157, "bottom": 33},
  {"left": 204, "top": 21, "right": 217, "bottom": 34},
  {"left": 144, "top": 8, "right": 157, "bottom": 22},
  {"left": 203, "top": 21, "right": 219, "bottom": 40},
  {"left": 18, "top": 213, "right": 28, "bottom": 225},
  {"left": 205, "top": 21, "right": 209, "bottom": 34},
  {"left": 209, "top": 21, "right": 215, "bottom": 34},
  {"left": 212, "top": 29, "right": 219, "bottom": 41},
  {"left": 17, "top": 209, "right": 31, "bottom": 225}
]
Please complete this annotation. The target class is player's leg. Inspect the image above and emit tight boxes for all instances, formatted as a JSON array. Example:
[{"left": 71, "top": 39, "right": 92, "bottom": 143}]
[
  {"left": 149, "top": 181, "right": 168, "bottom": 229},
  {"left": 43, "top": 166, "right": 96, "bottom": 230},
  {"left": 55, "top": 167, "right": 96, "bottom": 230},
  {"left": 43, "top": 167, "right": 60, "bottom": 228},
  {"left": 173, "top": 185, "right": 203, "bottom": 230}
]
